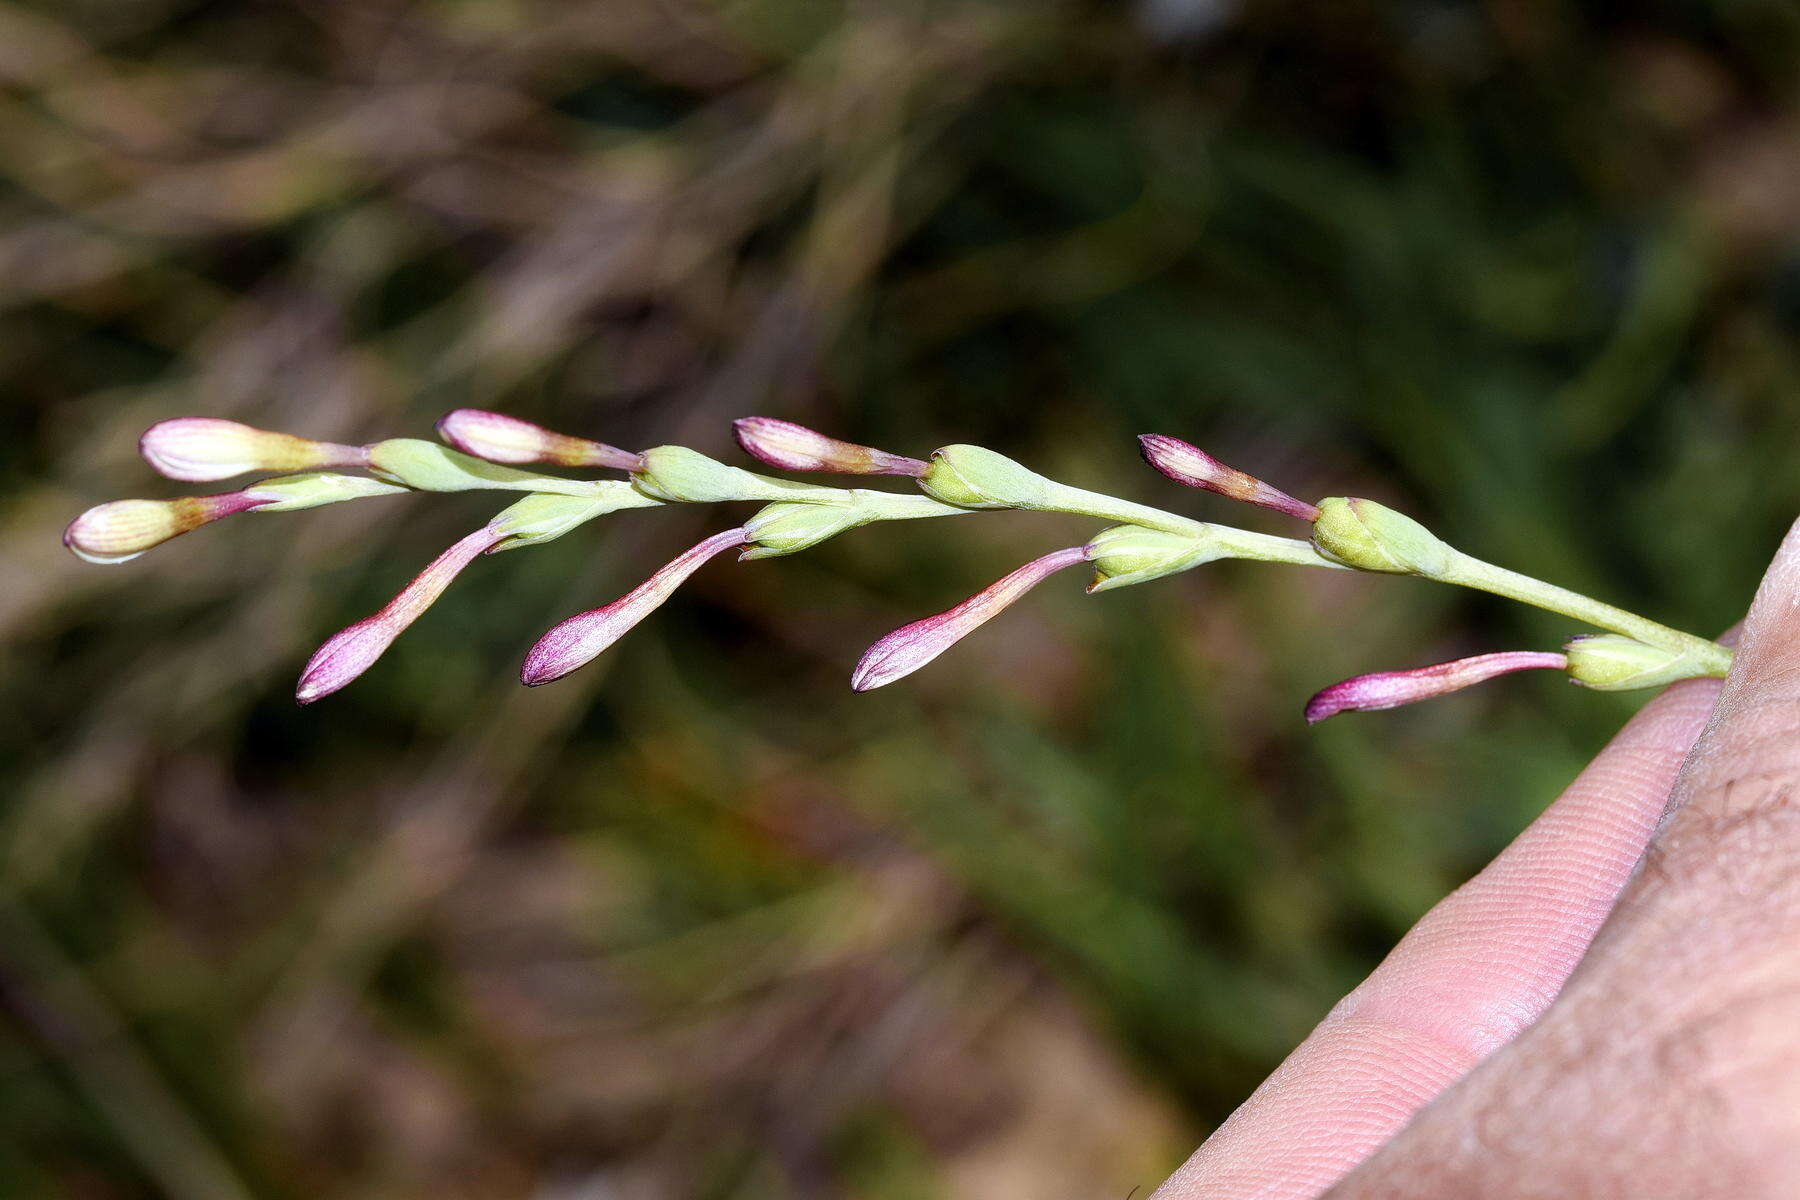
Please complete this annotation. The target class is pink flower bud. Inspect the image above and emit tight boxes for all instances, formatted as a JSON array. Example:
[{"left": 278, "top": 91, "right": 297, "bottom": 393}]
[
  {"left": 1139, "top": 434, "right": 1319, "bottom": 521},
  {"left": 521, "top": 527, "right": 749, "bottom": 686},
  {"left": 1303, "top": 650, "right": 1568, "bottom": 723},
  {"left": 296, "top": 524, "right": 505, "bottom": 704},
  {"left": 732, "top": 417, "right": 927, "bottom": 477},
  {"left": 140, "top": 418, "right": 369, "bottom": 482},
  {"left": 435, "top": 409, "right": 644, "bottom": 472},
  {"left": 851, "top": 546, "right": 1090, "bottom": 692},
  {"left": 63, "top": 491, "right": 275, "bottom": 564}
]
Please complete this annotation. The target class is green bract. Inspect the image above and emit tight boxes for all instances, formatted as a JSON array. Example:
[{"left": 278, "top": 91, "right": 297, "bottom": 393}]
[
  {"left": 742, "top": 491, "right": 968, "bottom": 559},
  {"left": 920, "top": 445, "right": 1057, "bottom": 510},
  {"left": 1085, "top": 525, "right": 1227, "bottom": 592},
  {"left": 249, "top": 473, "right": 410, "bottom": 512},
  {"left": 368, "top": 439, "right": 600, "bottom": 497},
  {"left": 1564, "top": 634, "right": 1713, "bottom": 691},
  {"left": 633, "top": 446, "right": 842, "bottom": 504},
  {"left": 1310, "top": 497, "right": 1454, "bottom": 576},
  {"left": 489, "top": 485, "right": 664, "bottom": 553}
]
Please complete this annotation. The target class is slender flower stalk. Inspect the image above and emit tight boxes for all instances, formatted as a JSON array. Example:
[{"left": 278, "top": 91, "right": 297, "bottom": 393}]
[
  {"left": 522, "top": 528, "right": 750, "bottom": 687},
  {"left": 734, "top": 417, "right": 928, "bottom": 477},
  {"left": 436, "top": 409, "right": 644, "bottom": 472},
  {"left": 140, "top": 418, "right": 369, "bottom": 482},
  {"left": 1139, "top": 434, "right": 1320, "bottom": 521},
  {"left": 1304, "top": 651, "right": 1570, "bottom": 723},
  {"left": 63, "top": 491, "right": 278, "bottom": 564},
  {"left": 297, "top": 524, "right": 507, "bottom": 704},
  {"left": 852, "top": 546, "right": 1091, "bottom": 692}
]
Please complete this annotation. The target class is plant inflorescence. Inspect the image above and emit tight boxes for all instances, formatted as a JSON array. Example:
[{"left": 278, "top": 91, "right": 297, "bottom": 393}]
[{"left": 64, "top": 412, "right": 1735, "bottom": 715}]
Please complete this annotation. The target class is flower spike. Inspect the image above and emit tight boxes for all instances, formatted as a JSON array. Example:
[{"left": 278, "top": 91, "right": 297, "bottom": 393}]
[
  {"left": 852, "top": 546, "right": 1090, "bottom": 692},
  {"left": 296, "top": 524, "right": 506, "bottom": 704},
  {"left": 1139, "top": 434, "right": 1319, "bottom": 521},
  {"left": 1304, "top": 651, "right": 1568, "bottom": 723},
  {"left": 521, "top": 527, "right": 750, "bottom": 687},
  {"left": 63, "top": 491, "right": 278, "bottom": 564},
  {"left": 733, "top": 417, "right": 928, "bottom": 477},
  {"left": 435, "top": 409, "right": 644, "bottom": 472},
  {"left": 140, "top": 418, "right": 369, "bottom": 482}
]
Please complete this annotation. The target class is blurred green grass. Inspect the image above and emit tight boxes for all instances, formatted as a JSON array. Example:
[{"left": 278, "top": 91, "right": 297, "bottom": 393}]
[{"left": 4, "top": 1, "right": 1800, "bottom": 1196}]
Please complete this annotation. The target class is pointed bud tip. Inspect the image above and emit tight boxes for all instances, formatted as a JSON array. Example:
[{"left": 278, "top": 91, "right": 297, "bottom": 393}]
[{"left": 733, "top": 416, "right": 926, "bottom": 476}]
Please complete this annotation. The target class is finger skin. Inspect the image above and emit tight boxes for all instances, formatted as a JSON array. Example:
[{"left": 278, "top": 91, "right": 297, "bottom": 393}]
[
  {"left": 1151, "top": 673, "right": 1723, "bottom": 1199},
  {"left": 1330, "top": 519, "right": 1800, "bottom": 1199}
]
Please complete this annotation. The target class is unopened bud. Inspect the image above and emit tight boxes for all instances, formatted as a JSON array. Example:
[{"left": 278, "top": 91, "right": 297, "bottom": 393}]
[
  {"left": 1563, "top": 634, "right": 1714, "bottom": 691},
  {"left": 435, "top": 409, "right": 643, "bottom": 472},
  {"left": 733, "top": 418, "right": 927, "bottom": 477},
  {"left": 368, "top": 439, "right": 598, "bottom": 497},
  {"left": 632, "top": 446, "right": 840, "bottom": 504},
  {"left": 1085, "top": 525, "right": 1227, "bottom": 593},
  {"left": 296, "top": 524, "right": 506, "bottom": 703},
  {"left": 1310, "top": 497, "right": 1454, "bottom": 576},
  {"left": 919, "top": 445, "right": 1056, "bottom": 511},
  {"left": 851, "top": 545, "right": 1090, "bottom": 691},
  {"left": 522, "top": 527, "right": 749, "bottom": 686},
  {"left": 487, "top": 484, "right": 662, "bottom": 554},
  {"left": 140, "top": 417, "right": 368, "bottom": 482},
  {"left": 1138, "top": 435, "right": 1319, "bottom": 521},
  {"left": 63, "top": 492, "right": 273, "bottom": 564},
  {"left": 1304, "top": 650, "right": 1567, "bottom": 722}
]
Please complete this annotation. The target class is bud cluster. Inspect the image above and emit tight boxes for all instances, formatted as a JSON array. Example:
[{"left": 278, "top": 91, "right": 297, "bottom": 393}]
[{"left": 64, "top": 407, "right": 1734, "bottom": 718}]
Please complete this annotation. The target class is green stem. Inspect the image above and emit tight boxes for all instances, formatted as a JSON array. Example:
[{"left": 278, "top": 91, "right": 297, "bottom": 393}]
[{"left": 1441, "top": 552, "right": 1733, "bottom": 676}]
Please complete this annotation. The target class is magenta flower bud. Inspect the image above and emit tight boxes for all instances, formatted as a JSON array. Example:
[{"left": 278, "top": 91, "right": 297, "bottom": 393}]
[
  {"left": 1138, "top": 434, "right": 1319, "bottom": 521},
  {"left": 62, "top": 491, "right": 276, "bottom": 564},
  {"left": 140, "top": 417, "right": 369, "bottom": 482},
  {"left": 521, "top": 527, "right": 749, "bottom": 687},
  {"left": 296, "top": 524, "right": 506, "bottom": 704},
  {"left": 1303, "top": 650, "right": 1568, "bottom": 723},
  {"left": 732, "top": 417, "right": 928, "bottom": 477},
  {"left": 851, "top": 546, "right": 1090, "bottom": 692},
  {"left": 435, "top": 409, "right": 644, "bottom": 472}
]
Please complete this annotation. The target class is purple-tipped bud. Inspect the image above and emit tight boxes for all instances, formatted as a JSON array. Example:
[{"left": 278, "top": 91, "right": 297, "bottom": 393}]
[
  {"left": 851, "top": 546, "right": 1090, "bottom": 692},
  {"left": 1304, "top": 650, "right": 1568, "bottom": 723},
  {"left": 63, "top": 491, "right": 276, "bottom": 564},
  {"left": 140, "top": 418, "right": 369, "bottom": 482},
  {"left": 520, "top": 527, "right": 749, "bottom": 687},
  {"left": 733, "top": 417, "right": 927, "bottom": 477},
  {"left": 435, "top": 409, "right": 644, "bottom": 472},
  {"left": 1139, "top": 434, "right": 1319, "bottom": 521},
  {"left": 296, "top": 524, "right": 505, "bottom": 704}
]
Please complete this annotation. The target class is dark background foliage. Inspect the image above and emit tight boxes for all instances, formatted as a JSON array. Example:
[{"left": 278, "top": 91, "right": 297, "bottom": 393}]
[{"left": 5, "top": 1, "right": 1800, "bottom": 1195}]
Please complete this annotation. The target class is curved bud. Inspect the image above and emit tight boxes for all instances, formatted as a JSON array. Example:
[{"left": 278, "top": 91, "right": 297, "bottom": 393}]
[
  {"left": 1564, "top": 634, "right": 1717, "bottom": 691},
  {"left": 63, "top": 492, "right": 274, "bottom": 564},
  {"left": 1085, "top": 524, "right": 1228, "bottom": 593},
  {"left": 919, "top": 445, "right": 1056, "bottom": 510},
  {"left": 140, "top": 417, "right": 369, "bottom": 482},
  {"left": 435, "top": 409, "right": 644, "bottom": 472},
  {"left": 631, "top": 446, "right": 841, "bottom": 505},
  {"left": 1304, "top": 650, "right": 1568, "bottom": 723},
  {"left": 521, "top": 527, "right": 749, "bottom": 686},
  {"left": 296, "top": 524, "right": 505, "bottom": 704},
  {"left": 733, "top": 417, "right": 927, "bottom": 477},
  {"left": 486, "top": 483, "right": 663, "bottom": 554},
  {"left": 851, "top": 546, "right": 1089, "bottom": 692},
  {"left": 1138, "top": 434, "right": 1319, "bottom": 521},
  {"left": 1310, "top": 497, "right": 1454, "bottom": 576},
  {"left": 367, "top": 439, "right": 599, "bottom": 497}
]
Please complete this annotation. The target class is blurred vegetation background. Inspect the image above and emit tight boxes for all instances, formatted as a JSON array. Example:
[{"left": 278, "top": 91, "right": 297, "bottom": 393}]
[{"left": 5, "top": 0, "right": 1800, "bottom": 1196}]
